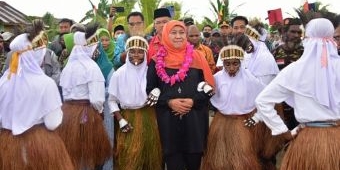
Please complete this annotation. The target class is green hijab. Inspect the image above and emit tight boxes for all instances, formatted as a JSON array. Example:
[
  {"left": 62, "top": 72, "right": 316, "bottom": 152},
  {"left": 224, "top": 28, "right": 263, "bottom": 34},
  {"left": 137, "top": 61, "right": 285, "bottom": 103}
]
[
  {"left": 96, "top": 43, "right": 113, "bottom": 82},
  {"left": 96, "top": 28, "right": 115, "bottom": 61},
  {"left": 61, "top": 33, "right": 75, "bottom": 67}
]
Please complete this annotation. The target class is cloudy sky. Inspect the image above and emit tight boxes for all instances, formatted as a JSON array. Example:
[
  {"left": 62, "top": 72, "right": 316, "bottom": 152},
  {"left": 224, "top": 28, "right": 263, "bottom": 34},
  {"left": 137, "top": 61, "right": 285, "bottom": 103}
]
[{"left": 5, "top": 0, "right": 339, "bottom": 24}]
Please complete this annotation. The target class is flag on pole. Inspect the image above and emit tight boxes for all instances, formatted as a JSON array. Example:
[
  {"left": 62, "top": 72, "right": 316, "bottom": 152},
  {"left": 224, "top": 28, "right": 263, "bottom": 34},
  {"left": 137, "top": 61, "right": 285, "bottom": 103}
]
[
  {"left": 267, "top": 8, "right": 283, "bottom": 25},
  {"left": 302, "top": 0, "right": 309, "bottom": 12}
]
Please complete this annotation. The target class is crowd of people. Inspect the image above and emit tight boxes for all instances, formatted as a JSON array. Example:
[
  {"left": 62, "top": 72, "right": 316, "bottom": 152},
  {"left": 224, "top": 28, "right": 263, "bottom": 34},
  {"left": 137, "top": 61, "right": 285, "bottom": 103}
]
[{"left": 1, "top": 5, "right": 340, "bottom": 170}]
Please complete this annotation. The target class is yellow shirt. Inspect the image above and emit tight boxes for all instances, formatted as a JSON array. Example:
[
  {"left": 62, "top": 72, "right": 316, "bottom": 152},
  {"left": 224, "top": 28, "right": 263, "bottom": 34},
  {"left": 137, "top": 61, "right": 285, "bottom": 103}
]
[{"left": 196, "top": 44, "right": 216, "bottom": 74}]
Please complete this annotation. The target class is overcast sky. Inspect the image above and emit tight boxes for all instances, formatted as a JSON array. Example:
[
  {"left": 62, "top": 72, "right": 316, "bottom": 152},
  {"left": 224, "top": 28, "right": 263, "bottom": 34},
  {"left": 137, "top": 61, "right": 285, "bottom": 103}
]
[{"left": 5, "top": 0, "right": 340, "bottom": 24}]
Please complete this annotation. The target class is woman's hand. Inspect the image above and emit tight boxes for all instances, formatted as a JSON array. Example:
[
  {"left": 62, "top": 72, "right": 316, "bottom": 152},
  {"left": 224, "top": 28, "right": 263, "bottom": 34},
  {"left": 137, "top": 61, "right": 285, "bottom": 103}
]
[{"left": 168, "top": 98, "right": 193, "bottom": 116}]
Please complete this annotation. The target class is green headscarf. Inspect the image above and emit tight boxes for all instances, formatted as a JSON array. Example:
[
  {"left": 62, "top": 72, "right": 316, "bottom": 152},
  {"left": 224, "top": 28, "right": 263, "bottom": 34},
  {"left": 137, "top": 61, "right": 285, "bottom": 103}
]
[
  {"left": 61, "top": 33, "right": 74, "bottom": 67},
  {"left": 64, "top": 33, "right": 75, "bottom": 54},
  {"left": 96, "top": 43, "right": 113, "bottom": 82},
  {"left": 96, "top": 28, "right": 115, "bottom": 61}
]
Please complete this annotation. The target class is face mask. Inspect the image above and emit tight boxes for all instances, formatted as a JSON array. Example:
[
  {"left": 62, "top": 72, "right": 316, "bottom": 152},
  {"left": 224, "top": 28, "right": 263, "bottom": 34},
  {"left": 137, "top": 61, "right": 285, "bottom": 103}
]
[
  {"left": 115, "top": 33, "right": 123, "bottom": 39},
  {"left": 203, "top": 32, "right": 211, "bottom": 38}
]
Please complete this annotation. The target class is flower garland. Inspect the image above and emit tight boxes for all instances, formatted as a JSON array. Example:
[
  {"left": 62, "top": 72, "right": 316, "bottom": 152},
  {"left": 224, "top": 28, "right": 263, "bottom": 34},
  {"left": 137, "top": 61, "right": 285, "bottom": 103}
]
[{"left": 155, "top": 44, "right": 194, "bottom": 86}]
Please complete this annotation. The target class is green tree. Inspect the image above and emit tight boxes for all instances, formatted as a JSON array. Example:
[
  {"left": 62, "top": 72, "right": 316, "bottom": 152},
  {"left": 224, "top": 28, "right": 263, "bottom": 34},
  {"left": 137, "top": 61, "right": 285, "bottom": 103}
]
[
  {"left": 41, "top": 12, "right": 58, "bottom": 40},
  {"left": 139, "top": 0, "right": 162, "bottom": 27},
  {"left": 79, "top": 0, "right": 112, "bottom": 26},
  {"left": 202, "top": 0, "right": 230, "bottom": 28},
  {"left": 42, "top": 12, "right": 55, "bottom": 27},
  {"left": 142, "top": 1, "right": 182, "bottom": 34},
  {"left": 79, "top": 0, "right": 185, "bottom": 35},
  {"left": 109, "top": 0, "right": 137, "bottom": 33}
]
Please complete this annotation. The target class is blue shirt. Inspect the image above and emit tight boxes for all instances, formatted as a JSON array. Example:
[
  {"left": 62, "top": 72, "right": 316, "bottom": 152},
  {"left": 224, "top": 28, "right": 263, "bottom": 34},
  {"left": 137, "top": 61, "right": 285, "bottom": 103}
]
[{"left": 113, "top": 34, "right": 127, "bottom": 70}]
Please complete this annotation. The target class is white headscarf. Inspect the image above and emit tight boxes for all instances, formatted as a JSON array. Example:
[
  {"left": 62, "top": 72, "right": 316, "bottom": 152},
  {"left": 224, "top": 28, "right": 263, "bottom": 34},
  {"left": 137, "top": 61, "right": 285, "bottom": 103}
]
[
  {"left": 244, "top": 32, "right": 279, "bottom": 78},
  {"left": 210, "top": 67, "right": 265, "bottom": 115},
  {"left": 276, "top": 18, "right": 340, "bottom": 113},
  {"left": 0, "top": 34, "right": 61, "bottom": 135},
  {"left": 259, "top": 28, "right": 268, "bottom": 42},
  {"left": 60, "top": 32, "right": 104, "bottom": 90},
  {"left": 108, "top": 36, "right": 148, "bottom": 109}
]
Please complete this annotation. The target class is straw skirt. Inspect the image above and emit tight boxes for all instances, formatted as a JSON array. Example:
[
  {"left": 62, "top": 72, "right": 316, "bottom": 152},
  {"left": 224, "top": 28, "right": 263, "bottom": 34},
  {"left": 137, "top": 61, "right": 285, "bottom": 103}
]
[{"left": 0, "top": 125, "right": 74, "bottom": 170}]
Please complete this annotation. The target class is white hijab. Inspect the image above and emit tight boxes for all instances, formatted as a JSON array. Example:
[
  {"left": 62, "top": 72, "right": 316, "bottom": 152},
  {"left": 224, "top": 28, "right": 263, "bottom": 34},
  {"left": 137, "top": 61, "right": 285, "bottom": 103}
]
[
  {"left": 60, "top": 32, "right": 104, "bottom": 90},
  {"left": 0, "top": 34, "right": 61, "bottom": 135},
  {"left": 244, "top": 32, "right": 279, "bottom": 78},
  {"left": 210, "top": 66, "right": 265, "bottom": 115},
  {"left": 107, "top": 49, "right": 148, "bottom": 109},
  {"left": 276, "top": 18, "right": 340, "bottom": 113}
]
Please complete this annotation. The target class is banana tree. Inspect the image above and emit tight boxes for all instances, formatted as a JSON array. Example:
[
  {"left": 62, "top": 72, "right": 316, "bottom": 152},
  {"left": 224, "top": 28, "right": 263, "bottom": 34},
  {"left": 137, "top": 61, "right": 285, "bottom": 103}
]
[
  {"left": 107, "top": 0, "right": 138, "bottom": 31},
  {"left": 138, "top": 0, "right": 162, "bottom": 27},
  {"left": 142, "top": 1, "right": 182, "bottom": 34}
]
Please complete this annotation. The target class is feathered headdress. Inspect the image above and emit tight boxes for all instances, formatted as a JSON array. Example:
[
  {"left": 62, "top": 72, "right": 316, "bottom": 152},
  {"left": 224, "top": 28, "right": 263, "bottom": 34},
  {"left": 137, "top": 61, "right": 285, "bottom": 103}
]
[
  {"left": 294, "top": 3, "right": 337, "bottom": 27},
  {"left": 219, "top": 45, "right": 245, "bottom": 61},
  {"left": 85, "top": 22, "right": 100, "bottom": 45},
  {"left": 27, "top": 19, "right": 48, "bottom": 49},
  {"left": 125, "top": 36, "right": 149, "bottom": 51}
]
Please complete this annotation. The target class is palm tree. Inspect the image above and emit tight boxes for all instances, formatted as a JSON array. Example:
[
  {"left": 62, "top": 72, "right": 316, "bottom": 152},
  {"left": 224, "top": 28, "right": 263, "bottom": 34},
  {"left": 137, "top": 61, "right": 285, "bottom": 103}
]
[
  {"left": 202, "top": 0, "right": 230, "bottom": 28},
  {"left": 204, "top": 0, "right": 245, "bottom": 28},
  {"left": 79, "top": 0, "right": 112, "bottom": 26}
]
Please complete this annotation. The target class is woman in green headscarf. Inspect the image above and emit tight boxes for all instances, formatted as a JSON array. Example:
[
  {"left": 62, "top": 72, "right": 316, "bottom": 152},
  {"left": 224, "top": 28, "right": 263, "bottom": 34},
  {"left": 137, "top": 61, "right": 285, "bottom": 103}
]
[
  {"left": 95, "top": 28, "right": 115, "bottom": 170},
  {"left": 95, "top": 43, "right": 114, "bottom": 82},
  {"left": 97, "top": 28, "right": 115, "bottom": 65}
]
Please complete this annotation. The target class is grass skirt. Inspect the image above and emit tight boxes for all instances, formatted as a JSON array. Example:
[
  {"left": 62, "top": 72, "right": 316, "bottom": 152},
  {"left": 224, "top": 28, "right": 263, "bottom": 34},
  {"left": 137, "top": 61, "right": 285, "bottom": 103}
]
[
  {"left": 0, "top": 125, "right": 74, "bottom": 170},
  {"left": 201, "top": 112, "right": 261, "bottom": 170},
  {"left": 281, "top": 126, "right": 340, "bottom": 170},
  {"left": 115, "top": 106, "right": 162, "bottom": 170},
  {"left": 57, "top": 100, "right": 112, "bottom": 170},
  {"left": 253, "top": 121, "right": 287, "bottom": 170}
]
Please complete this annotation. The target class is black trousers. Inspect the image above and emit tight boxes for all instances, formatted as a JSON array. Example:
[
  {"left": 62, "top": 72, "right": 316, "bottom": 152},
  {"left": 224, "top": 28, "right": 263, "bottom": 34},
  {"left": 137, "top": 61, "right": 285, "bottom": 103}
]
[{"left": 165, "top": 153, "right": 202, "bottom": 170}]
